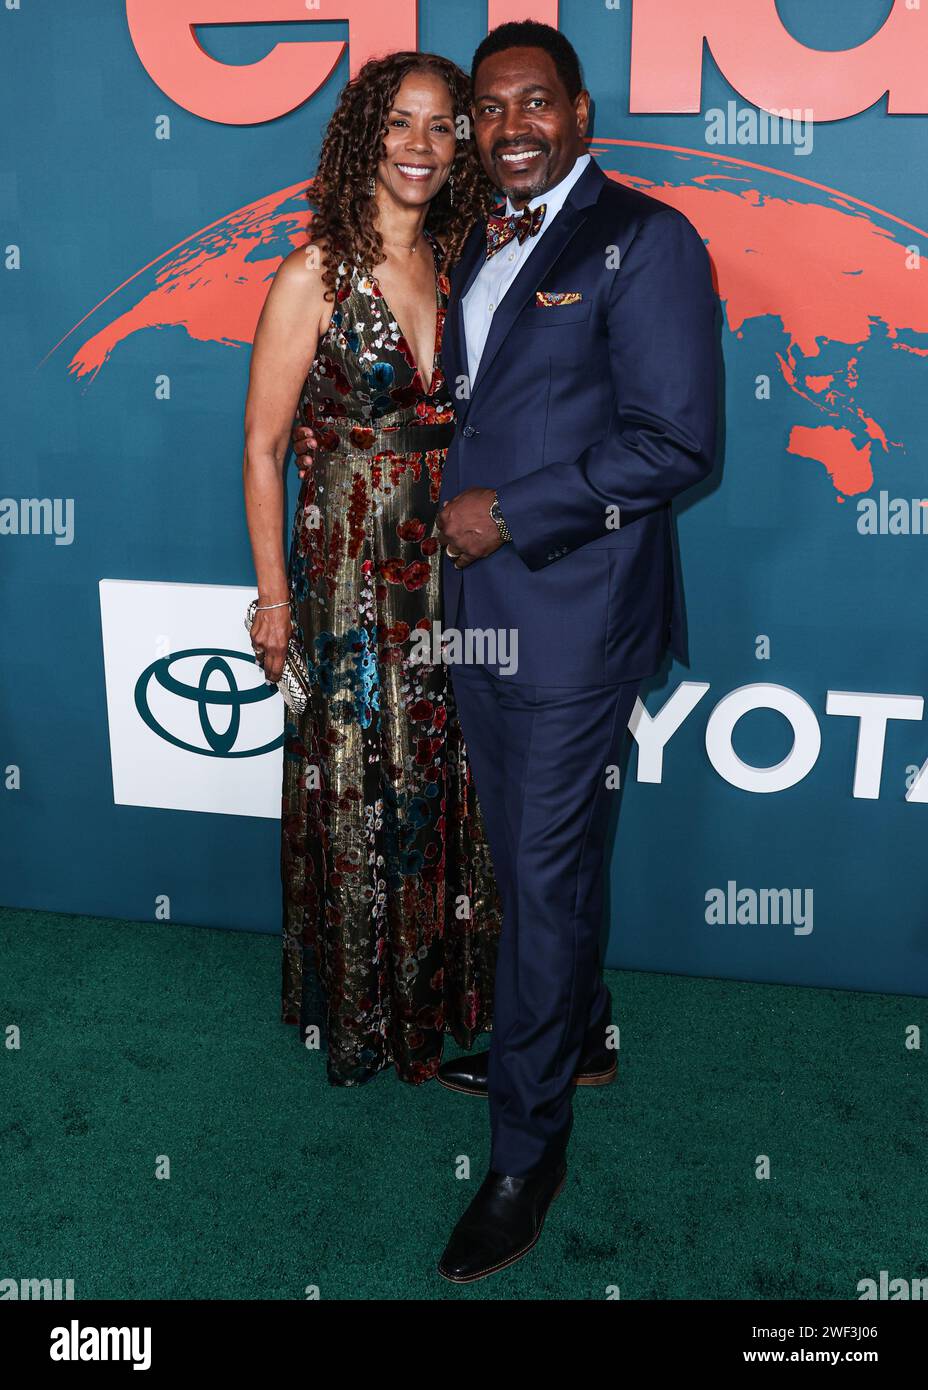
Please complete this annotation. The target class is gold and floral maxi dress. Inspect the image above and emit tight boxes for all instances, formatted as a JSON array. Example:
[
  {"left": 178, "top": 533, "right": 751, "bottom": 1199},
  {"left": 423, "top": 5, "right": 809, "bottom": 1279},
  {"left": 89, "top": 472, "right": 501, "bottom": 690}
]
[{"left": 280, "top": 236, "right": 500, "bottom": 1086}]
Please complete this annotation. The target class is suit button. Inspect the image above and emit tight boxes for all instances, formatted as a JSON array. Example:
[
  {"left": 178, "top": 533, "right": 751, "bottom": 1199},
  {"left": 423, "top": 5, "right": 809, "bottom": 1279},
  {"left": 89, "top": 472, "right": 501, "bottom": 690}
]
[{"left": 462, "top": 424, "right": 477, "bottom": 437}]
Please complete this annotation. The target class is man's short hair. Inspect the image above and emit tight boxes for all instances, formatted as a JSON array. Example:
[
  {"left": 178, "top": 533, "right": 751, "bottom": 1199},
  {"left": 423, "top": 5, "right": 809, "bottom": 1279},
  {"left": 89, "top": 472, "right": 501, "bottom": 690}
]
[{"left": 471, "top": 21, "right": 584, "bottom": 103}]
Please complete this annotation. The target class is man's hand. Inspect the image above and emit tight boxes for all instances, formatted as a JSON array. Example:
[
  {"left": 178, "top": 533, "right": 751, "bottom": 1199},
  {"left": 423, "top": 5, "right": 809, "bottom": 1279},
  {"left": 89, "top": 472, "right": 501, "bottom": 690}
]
[
  {"left": 435, "top": 487, "right": 502, "bottom": 569},
  {"left": 291, "top": 424, "right": 317, "bottom": 480}
]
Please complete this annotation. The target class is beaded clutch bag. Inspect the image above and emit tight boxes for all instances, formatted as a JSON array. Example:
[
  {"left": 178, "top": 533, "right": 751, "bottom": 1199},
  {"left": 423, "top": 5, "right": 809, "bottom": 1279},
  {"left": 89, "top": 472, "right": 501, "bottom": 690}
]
[{"left": 244, "top": 598, "right": 311, "bottom": 716}]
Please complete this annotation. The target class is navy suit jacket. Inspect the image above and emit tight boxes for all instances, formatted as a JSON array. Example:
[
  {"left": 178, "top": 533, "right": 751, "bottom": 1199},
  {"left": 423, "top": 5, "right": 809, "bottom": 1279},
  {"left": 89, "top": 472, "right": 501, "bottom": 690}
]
[{"left": 439, "top": 157, "right": 719, "bottom": 687}]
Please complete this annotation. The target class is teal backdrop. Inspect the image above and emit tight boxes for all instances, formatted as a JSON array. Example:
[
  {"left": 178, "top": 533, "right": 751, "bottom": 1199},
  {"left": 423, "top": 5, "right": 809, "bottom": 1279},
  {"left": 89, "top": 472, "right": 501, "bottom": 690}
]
[{"left": 2, "top": 1, "right": 927, "bottom": 998}]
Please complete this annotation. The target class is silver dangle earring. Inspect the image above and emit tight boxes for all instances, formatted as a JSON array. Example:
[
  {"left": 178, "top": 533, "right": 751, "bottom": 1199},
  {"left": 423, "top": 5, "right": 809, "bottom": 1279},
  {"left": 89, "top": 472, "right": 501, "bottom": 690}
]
[
  {"left": 367, "top": 175, "right": 376, "bottom": 197},
  {"left": 448, "top": 175, "right": 454, "bottom": 208}
]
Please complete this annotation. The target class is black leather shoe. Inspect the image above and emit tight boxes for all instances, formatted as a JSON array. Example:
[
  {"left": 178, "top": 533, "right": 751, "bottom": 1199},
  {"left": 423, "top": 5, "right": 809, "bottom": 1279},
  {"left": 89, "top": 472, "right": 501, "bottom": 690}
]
[
  {"left": 437, "top": 1160, "right": 567, "bottom": 1282},
  {"left": 437, "top": 1037, "right": 617, "bottom": 1097}
]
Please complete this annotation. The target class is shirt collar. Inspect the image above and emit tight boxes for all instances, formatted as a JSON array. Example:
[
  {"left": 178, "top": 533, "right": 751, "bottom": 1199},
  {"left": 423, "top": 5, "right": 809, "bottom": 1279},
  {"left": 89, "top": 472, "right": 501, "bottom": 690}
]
[{"left": 504, "top": 152, "right": 591, "bottom": 219}]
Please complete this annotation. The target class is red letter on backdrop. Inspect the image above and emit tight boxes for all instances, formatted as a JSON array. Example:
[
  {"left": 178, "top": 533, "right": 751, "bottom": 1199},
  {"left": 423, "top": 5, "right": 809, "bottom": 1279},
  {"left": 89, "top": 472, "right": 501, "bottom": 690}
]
[
  {"left": 127, "top": 1, "right": 565, "bottom": 125},
  {"left": 126, "top": 0, "right": 417, "bottom": 124},
  {"left": 488, "top": 0, "right": 558, "bottom": 24},
  {"left": 630, "top": 0, "right": 926, "bottom": 118}
]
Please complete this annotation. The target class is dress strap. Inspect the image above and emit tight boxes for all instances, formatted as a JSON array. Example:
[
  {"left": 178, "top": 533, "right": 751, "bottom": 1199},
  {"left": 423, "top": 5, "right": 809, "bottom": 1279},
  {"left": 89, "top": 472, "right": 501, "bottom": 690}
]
[{"left": 331, "top": 250, "right": 353, "bottom": 300}]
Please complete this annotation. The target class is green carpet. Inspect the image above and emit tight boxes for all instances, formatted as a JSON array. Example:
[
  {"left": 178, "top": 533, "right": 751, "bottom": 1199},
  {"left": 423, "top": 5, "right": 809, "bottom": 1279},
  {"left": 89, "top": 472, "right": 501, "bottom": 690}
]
[{"left": 1, "top": 905, "right": 925, "bottom": 1300}]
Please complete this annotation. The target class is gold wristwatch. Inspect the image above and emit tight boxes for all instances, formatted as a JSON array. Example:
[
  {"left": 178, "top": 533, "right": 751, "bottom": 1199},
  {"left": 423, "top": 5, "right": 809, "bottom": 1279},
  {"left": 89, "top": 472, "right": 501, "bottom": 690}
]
[{"left": 489, "top": 491, "right": 512, "bottom": 543}]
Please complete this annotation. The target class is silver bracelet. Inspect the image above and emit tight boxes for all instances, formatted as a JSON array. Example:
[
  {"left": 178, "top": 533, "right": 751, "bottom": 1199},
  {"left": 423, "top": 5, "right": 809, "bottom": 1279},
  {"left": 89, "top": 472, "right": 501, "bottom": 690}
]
[{"left": 254, "top": 599, "right": 290, "bottom": 612}]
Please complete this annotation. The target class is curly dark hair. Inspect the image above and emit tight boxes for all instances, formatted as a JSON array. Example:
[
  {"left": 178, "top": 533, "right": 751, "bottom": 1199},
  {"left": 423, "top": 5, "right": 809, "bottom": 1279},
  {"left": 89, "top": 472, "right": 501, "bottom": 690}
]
[{"left": 309, "top": 52, "right": 497, "bottom": 298}]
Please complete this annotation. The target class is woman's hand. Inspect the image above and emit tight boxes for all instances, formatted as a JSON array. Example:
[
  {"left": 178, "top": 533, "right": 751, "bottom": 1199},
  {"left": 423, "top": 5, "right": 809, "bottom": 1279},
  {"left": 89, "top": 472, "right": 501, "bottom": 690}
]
[
  {"left": 292, "top": 425, "right": 318, "bottom": 480},
  {"left": 250, "top": 603, "right": 292, "bottom": 685}
]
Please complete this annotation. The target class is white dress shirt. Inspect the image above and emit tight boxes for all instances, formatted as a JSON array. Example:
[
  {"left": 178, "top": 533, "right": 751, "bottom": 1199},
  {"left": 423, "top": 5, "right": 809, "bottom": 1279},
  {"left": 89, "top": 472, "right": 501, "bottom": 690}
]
[{"left": 462, "top": 153, "right": 591, "bottom": 384}]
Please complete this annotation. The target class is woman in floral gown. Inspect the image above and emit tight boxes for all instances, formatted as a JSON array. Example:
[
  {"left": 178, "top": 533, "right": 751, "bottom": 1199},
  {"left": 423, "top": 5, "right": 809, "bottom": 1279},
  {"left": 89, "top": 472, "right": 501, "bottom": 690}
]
[{"left": 243, "top": 53, "right": 501, "bottom": 1085}]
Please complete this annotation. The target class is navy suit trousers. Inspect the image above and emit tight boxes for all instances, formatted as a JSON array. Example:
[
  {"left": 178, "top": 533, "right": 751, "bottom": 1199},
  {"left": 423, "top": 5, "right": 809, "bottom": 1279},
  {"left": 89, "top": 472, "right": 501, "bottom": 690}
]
[{"left": 450, "top": 639, "right": 641, "bottom": 1175}]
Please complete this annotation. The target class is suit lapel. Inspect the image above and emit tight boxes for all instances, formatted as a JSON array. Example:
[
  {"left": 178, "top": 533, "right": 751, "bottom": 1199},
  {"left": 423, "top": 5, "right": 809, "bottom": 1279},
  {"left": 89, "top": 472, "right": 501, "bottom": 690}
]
[
  {"left": 443, "top": 223, "right": 486, "bottom": 415},
  {"left": 468, "top": 160, "right": 606, "bottom": 402}
]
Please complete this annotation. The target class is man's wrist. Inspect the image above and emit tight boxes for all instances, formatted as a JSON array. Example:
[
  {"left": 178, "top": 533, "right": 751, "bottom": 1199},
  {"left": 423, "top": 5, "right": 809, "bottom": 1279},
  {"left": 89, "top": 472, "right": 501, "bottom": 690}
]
[{"left": 489, "top": 491, "right": 512, "bottom": 544}]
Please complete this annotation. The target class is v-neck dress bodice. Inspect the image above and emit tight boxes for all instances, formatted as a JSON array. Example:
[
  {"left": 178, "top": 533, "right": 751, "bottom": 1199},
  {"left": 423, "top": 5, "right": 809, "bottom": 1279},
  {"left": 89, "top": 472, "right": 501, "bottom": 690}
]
[{"left": 298, "top": 232, "right": 452, "bottom": 437}]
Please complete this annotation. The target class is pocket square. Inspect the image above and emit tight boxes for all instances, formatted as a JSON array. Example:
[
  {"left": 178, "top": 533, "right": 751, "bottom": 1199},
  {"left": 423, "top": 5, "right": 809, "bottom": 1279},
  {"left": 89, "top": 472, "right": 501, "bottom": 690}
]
[{"left": 536, "top": 291, "right": 583, "bottom": 307}]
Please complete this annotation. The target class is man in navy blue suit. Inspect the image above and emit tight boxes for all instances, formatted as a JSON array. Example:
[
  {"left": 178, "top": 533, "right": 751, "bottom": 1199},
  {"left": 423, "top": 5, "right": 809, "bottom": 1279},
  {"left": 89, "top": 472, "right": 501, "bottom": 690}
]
[{"left": 434, "top": 21, "right": 719, "bottom": 1282}]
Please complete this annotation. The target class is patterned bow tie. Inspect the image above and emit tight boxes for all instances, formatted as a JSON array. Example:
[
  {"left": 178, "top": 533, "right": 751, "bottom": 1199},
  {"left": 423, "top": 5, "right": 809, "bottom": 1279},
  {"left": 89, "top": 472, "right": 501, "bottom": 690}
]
[{"left": 485, "top": 203, "right": 547, "bottom": 259}]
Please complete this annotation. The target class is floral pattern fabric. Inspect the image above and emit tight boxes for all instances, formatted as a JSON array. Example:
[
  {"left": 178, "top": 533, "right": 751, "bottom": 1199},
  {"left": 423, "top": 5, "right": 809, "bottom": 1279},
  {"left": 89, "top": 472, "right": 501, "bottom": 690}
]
[{"left": 280, "top": 233, "right": 501, "bottom": 1086}]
